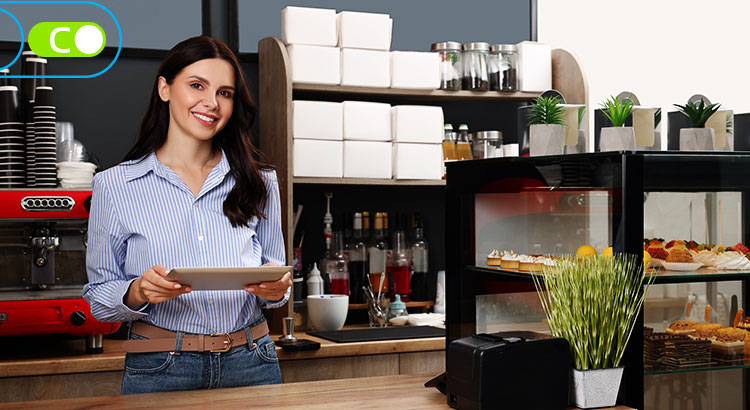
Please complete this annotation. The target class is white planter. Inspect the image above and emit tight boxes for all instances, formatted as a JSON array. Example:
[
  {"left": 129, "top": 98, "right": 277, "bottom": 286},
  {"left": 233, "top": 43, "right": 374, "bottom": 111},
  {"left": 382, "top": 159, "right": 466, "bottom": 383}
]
[
  {"left": 570, "top": 367, "right": 624, "bottom": 409},
  {"left": 679, "top": 128, "right": 715, "bottom": 150},
  {"left": 530, "top": 124, "right": 565, "bottom": 156},
  {"left": 599, "top": 126, "right": 635, "bottom": 151}
]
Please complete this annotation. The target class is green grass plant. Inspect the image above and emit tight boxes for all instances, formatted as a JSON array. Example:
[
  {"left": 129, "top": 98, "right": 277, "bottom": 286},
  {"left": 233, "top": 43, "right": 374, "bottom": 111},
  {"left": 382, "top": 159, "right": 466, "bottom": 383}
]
[
  {"left": 528, "top": 96, "right": 566, "bottom": 126},
  {"left": 532, "top": 254, "right": 653, "bottom": 370},
  {"left": 601, "top": 96, "right": 634, "bottom": 127},
  {"left": 674, "top": 100, "right": 721, "bottom": 128}
]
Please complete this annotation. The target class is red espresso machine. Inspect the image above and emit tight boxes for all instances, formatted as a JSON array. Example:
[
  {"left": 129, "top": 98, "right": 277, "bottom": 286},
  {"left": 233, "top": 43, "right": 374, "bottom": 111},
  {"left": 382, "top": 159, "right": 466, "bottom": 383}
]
[{"left": 0, "top": 189, "right": 120, "bottom": 353}]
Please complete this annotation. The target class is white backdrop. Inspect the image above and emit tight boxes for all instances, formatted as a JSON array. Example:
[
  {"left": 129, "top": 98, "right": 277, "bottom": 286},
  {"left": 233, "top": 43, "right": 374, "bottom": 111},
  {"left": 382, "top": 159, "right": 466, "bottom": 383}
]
[{"left": 538, "top": 0, "right": 750, "bottom": 151}]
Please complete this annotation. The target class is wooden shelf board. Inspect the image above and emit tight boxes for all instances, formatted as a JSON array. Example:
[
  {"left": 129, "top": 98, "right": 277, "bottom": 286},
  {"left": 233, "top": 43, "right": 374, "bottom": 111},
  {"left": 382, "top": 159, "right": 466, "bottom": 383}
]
[
  {"left": 349, "top": 301, "right": 435, "bottom": 310},
  {"left": 293, "top": 177, "right": 446, "bottom": 186},
  {"left": 293, "top": 83, "right": 541, "bottom": 101}
]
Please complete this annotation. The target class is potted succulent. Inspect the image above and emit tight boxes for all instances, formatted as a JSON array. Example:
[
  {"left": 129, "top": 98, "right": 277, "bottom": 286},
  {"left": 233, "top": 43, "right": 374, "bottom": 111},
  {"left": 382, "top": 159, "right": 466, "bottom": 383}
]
[
  {"left": 532, "top": 254, "right": 653, "bottom": 409},
  {"left": 599, "top": 96, "right": 635, "bottom": 151},
  {"left": 674, "top": 99, "right": 721, "bottom": 150},
  {"left": 528, "top": 95, "right": 566, "bottom": 156}
]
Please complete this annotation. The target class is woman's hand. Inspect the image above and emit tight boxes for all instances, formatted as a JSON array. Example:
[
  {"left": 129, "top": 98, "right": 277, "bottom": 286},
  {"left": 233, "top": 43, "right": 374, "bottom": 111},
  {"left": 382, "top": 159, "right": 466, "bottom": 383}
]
[
  {"left": 245, "top": 262, "right": 292, "bottom": 301},
  {"left": 125, "top": 265, "right": 191, "bottom": 310}
]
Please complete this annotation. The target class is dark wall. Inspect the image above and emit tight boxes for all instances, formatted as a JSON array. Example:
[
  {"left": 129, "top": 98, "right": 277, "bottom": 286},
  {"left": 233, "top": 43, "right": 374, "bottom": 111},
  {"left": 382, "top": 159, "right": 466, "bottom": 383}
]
[{"left": 238, "top": 0, "right": 532, "bottom": 52}]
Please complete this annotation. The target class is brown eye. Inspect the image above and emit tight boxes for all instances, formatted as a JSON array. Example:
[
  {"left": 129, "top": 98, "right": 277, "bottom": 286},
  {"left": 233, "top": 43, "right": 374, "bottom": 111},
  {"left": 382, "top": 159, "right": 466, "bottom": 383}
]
[
  {"left": 190, "top": 82, "right": 203, "bottom": 90},
  {"left": 219, "top": 90, "right": 232, "bottom": 98}
]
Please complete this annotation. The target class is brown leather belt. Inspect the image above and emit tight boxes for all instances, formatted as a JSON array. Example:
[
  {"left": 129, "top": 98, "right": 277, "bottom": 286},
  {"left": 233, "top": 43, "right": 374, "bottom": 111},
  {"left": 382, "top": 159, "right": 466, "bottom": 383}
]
[{"left": 122, "top": 321, "right": 269, "bottom": 353}]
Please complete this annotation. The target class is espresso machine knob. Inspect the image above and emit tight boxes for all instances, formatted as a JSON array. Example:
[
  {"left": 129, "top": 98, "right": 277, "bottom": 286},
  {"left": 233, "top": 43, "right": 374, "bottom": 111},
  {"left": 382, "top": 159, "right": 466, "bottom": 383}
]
[{"left": 70, "top": 311, "right": 87, "bottom": 326}]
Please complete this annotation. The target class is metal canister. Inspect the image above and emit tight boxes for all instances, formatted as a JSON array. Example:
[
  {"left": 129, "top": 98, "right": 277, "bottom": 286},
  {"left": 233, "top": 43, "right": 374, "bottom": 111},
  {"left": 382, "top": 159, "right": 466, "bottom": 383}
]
[{"left": 473, "top": 131, "right": 503, "bottom": 159}]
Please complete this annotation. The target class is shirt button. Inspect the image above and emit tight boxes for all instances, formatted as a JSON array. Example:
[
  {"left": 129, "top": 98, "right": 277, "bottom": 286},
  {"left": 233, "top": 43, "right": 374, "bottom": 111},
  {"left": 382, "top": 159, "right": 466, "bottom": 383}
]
[
  {"left": 193, "top": 203, "right": 198, "bottom": 207},
  {"left": 198, "top": 235, "right": 205, "bottom": 241}
]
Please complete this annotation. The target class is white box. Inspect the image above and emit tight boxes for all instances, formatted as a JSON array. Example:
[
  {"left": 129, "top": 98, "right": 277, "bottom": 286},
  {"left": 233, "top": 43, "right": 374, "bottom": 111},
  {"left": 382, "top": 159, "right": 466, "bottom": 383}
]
[
  {"left": 340, "top": 48, "right": 390, "bottom": 88},
  {"left": 337, "top": 11, "right": 392, "bottom": 50},
  {"left": 344, "top": 141, "right": 392, "bottom": 178},
  {"left": 516, "top": 41, "right": 552, "bottom": 92},
  {"left": 286, "top": 45, "right": 340, "bottom": 85},
  {"left": 293, "top": 139, "right": 343, "bottom": 178},
  {"left": 342, "top": 101, "right": 391, "bottom": 141},
  {"left": 293, "top": 101, "right": 342, "bottom": 140},
  {"left": 391, "top": 106, "right": 444, "bottom": 144},
  {"left": 281, "top": 6, "right": 337, "bottom": 47},
  {"left": 390, "top": 51, "right": 440, "bottom": 90},
  {"left": 393, "top": 143, "right": 443, "bottom": 180}
]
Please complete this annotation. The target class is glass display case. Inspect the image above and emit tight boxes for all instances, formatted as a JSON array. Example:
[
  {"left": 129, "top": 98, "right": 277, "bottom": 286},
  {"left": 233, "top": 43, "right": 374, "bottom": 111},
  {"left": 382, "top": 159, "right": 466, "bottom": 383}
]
[{"left": 446, "top": 152, "right": 750, "bottom": 410}]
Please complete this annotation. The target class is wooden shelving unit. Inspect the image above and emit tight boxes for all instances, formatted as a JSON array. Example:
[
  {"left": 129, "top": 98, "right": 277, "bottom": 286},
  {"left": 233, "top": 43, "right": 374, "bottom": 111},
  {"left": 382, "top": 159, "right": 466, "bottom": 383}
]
[{"left": 257, "top": 36, "right": 588, "bottom": 322}]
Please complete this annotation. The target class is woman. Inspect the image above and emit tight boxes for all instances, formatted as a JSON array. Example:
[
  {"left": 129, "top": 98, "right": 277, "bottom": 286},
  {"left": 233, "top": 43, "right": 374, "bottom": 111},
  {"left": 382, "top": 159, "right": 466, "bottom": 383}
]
[{"left": 83, "top": 36, "right": 292, "bottom": 394}]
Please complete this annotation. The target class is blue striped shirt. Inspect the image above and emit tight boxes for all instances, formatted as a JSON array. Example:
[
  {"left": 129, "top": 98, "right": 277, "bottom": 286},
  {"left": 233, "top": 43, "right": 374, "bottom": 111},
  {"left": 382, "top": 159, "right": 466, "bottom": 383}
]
[{"left": 83, "top": 150, "right": 288, "bottom": 334}]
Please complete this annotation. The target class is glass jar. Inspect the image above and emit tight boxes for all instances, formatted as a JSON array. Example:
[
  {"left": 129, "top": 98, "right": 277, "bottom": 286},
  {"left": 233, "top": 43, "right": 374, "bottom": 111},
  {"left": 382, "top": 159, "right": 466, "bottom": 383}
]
[
  {"left": 489, "top": 44, "right": 518, "bottom": 91},
  {"left": 473, "top": 131, "right": 504, "bottom": 159},
  {"left": 0, "top": 68, "right": 8, "bottom": 87},
  {"left": 461, "top": 42, "right": 490, "bottom": 91},
  {"left": 431, "top": 42, "right": 462, "bottom": 91}
]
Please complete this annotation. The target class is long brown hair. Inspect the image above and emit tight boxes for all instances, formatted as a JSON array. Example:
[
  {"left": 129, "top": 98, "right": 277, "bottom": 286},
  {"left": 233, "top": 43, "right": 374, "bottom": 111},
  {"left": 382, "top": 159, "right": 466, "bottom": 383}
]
[{"left": 123, "top": 36, "right": 271, "bottom": 227}]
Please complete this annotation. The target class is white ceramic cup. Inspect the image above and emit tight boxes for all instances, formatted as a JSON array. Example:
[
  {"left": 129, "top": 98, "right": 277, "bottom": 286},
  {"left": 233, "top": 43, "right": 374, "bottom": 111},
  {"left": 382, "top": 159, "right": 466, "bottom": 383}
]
[{"left": 307, "top": 294, "right": 349, "bottom": 331}]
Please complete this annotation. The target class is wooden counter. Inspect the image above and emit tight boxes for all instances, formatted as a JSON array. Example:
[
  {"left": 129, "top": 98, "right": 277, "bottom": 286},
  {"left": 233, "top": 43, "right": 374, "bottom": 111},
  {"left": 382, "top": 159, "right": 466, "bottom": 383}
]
[
  {"left": 0, "top": 331, "right": 445, "bottom": 402},
  {"left": 0, "top": 373, "right": 635, "bottom": 410}
]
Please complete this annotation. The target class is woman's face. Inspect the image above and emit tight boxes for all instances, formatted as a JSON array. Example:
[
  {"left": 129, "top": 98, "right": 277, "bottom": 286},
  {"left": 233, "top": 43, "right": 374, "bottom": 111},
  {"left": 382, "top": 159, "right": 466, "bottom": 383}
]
[{"left": 158, "top": 58, "right": 235, "bottom": 142}]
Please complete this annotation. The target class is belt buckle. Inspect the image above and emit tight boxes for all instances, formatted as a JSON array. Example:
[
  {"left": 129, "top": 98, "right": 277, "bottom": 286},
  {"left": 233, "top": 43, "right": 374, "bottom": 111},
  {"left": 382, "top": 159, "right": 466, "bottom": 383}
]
[{"left": 210, "top": 333, "right": 233, "bottom": 352}]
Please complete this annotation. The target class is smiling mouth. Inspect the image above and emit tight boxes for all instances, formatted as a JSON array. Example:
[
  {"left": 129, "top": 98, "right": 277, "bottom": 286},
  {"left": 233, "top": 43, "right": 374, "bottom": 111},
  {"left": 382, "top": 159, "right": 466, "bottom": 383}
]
[{"left": 192, "top": 111, "right": 217, "bottom": 124}]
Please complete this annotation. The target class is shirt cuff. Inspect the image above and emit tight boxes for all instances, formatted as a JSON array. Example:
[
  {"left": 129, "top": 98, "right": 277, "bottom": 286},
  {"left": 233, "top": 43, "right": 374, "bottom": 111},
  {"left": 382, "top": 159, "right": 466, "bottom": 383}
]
[
  {"left": 116, "top": 278, "right": 152, "bottom": 320},
  {"left": 260, "top": 287, "right": 291, "bottom": 309}
]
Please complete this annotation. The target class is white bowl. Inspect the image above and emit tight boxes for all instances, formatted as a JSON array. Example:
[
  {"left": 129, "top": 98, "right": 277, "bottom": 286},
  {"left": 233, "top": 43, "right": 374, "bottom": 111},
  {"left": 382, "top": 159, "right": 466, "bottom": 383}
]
[{"left": 307, "top": 294, "right": 349, "bottom": 331}]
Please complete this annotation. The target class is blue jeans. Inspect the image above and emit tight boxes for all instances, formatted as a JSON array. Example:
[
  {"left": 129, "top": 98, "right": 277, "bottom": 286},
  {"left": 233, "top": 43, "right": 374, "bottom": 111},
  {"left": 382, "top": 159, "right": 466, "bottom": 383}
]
[{"left": 121, "top": 319, "right": 282, "bottom": 394}]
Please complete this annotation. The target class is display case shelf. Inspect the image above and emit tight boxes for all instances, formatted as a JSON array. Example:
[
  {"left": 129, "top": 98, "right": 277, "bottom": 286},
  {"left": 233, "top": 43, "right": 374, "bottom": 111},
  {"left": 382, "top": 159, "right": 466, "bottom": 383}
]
[
  {"left": 471, "top": 265, "right": 750, "bottom": 284},
  {"left": 645, "top": 360, "right": 750, "bottom": 376}
]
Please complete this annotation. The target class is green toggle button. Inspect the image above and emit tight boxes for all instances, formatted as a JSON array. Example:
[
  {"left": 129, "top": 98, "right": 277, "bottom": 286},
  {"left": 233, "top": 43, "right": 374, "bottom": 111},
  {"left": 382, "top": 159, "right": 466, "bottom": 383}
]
[{"left": 29, "top": 22, "right": 106, "bottom": 57}]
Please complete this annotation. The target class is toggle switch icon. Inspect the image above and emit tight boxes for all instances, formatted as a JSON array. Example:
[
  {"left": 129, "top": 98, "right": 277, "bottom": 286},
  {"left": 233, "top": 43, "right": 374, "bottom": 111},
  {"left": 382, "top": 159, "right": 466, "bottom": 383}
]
[{"left": 29, "top": 22, "right": 106, "bottom": 57}]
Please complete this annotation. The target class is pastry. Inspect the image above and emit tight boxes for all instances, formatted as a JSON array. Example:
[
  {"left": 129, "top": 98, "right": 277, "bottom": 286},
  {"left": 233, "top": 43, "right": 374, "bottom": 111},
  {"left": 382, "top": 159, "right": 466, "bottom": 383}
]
[
  {"left": 666, "top": 248, "right": 694, "bottom": 263},
  {"left": 666, "top": 240, "right": 687, "bottom": 250},
  {"left": 500, "top": 251, "right": 520, "bottom": 269},
  {"left": 737, "top": 316, "right": 750, "bottom": 331},
  {"left": 690, "top": 249, "right": 716, "bottom": 267},
  {"left": 646, "top": 240, "right": 668, "bottom": 261},
  {"left": 518, "top": 255, "right": 542, "bottom": 272},
  {"left": 712, "top": 335, "right": 745, "bottom": 358},
  {"left": 690, "top": 323, "right": 722, "bottom": 340},
  {"left": 666, "top": 320, "right": 698, "bottom": 335},
  {"left": 714, "top": 251, "right": 750, "bottom": 270},
  {"left": 487, "top": 249, "right": 502, "bottom": 267}
]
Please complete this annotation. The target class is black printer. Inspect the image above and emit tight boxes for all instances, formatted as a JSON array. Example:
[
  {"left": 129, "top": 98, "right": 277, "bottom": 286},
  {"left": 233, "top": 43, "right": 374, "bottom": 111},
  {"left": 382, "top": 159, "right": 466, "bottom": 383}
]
[{"left": 445, "top": 331, "right": 570, "bottom": 410}]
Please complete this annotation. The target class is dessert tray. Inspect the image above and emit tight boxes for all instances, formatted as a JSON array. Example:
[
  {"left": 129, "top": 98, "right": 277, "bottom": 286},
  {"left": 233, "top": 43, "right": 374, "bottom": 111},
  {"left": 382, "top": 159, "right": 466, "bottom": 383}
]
[{"left": 661, "top": 261, "right": 704, "bottom": 272}]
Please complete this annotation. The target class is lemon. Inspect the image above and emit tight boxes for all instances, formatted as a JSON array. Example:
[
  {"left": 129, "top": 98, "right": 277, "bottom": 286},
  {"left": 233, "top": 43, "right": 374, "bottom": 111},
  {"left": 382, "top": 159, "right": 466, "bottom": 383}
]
[
  {"left": 643, "top": 250, "right": 652, "bottom": 269},
  {"left": 602, "top": 246, "right": 613, "bottom": 257},
  {"left": 576, "top": 245, "right": 597, "bottom": 258}
]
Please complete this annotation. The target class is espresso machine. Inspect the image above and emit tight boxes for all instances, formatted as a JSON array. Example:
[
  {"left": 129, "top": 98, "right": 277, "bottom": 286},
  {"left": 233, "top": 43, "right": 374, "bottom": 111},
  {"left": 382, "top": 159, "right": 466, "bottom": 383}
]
[{"left": 0, "top": 189, "right": 120, "bottom": 353}]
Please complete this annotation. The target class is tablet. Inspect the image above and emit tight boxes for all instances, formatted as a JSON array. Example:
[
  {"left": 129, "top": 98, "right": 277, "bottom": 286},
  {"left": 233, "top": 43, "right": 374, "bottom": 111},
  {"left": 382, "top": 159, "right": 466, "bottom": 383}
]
[{"left": 164, "top": 266, "right": 292, "bottom": 290}]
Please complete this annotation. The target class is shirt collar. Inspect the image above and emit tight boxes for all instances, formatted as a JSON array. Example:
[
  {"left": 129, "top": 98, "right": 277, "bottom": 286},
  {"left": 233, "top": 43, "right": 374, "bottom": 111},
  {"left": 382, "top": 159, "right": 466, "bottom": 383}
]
[
  {"left": 124, "top": 149, "right": 231, "bottom": 182},
  {"left": 124, "top": 152, "right": 159, "bottom": 182}
]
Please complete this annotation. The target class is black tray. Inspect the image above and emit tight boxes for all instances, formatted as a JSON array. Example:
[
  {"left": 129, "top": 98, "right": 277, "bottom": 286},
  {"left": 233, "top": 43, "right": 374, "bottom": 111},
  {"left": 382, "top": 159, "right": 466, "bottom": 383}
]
[{"left": 307, "top": 325, "right": 444, "bottom": 343}]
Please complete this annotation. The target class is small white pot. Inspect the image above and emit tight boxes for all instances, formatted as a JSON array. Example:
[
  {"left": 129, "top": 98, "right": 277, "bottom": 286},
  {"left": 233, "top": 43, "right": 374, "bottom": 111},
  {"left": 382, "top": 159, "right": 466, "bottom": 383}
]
[
  {"left": 570, "top": 367, "right": 624, "bottom": 409},
  {"left": 530, "top": 124, "right": 565, "bottom": 156},
  {"left": 599, "top": 126, "right": 635, "bottom": 151},
  {"left": 679, "top": 128, "right": 715, "bottom": 150}
]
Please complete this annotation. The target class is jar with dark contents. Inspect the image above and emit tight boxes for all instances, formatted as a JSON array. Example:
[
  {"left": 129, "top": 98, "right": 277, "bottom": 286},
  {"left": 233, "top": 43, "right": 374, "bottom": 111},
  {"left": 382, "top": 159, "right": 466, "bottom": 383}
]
[
  {"left": 430, "top": 42, "right": 462, "bottom": 91},
  {"left": 489, "top": 44, "right": 518, "bottom": 91},
  {"left": 0, "top": 69, "right": 8, "bottom": 87},
  {"left": 461, "top": 42, "right": 490, "bottom": 91}
]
